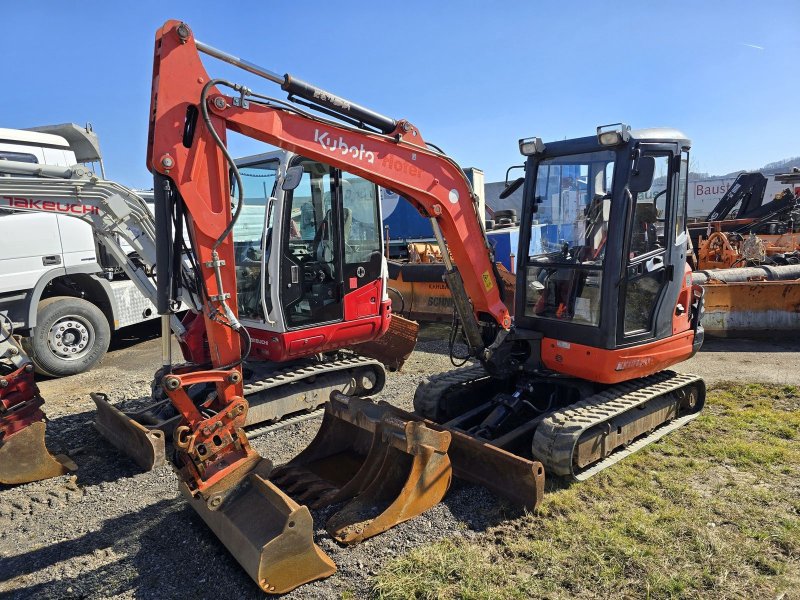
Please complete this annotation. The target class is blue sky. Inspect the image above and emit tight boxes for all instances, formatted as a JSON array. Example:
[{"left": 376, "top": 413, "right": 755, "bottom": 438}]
[{"left": 2, "top": 1, "right": 798, "bottom": 188}]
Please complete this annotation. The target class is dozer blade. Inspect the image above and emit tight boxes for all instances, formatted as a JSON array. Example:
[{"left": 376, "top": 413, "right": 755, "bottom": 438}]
[
  {"left": 91, "top": 392, "right": 167, "bottom": 471},
  {"left": 0, "top": 421, "right": 76, "bottom": 484},
  {"left": 271, "top": 392, "right": 451, "bottom": 545},
  {"left": 392, "top": 406, "right": 545, "bottom": 510},
  {"left": 353, "top": 313, "right": 419, "bottom": 371},
  {"left": 180, "top": 457, "right": 336, "bottom": 594}
]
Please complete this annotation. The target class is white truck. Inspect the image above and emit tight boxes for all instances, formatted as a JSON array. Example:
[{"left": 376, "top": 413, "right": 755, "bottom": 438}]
[{"left": 0, "top": 124, "right": 160, "bottom": 376}]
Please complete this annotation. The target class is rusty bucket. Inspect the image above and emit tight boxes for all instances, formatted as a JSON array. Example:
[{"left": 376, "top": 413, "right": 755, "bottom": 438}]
[
  {"left": 0, "top": 420, "right": 76, "bottom": 484},
  {"left": 180, "top": 456, "right": 336, "bottom": 594},
  {"left": 91, "top": 392, "right": 168, "bottom": 470},
  {"left": 270, "top": 392, "right": 451, "bottom": 544},
  {"left": 353, "top": 313, "right": 419, "bottom": 371}
]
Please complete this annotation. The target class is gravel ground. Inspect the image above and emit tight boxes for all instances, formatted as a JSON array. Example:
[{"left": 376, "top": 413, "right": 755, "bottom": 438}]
[{"left": 1, "top": 323, "right": 798, "bottom": 599}]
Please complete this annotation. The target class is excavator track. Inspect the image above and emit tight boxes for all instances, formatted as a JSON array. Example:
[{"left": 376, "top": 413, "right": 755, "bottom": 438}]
[
  {"left": 531, "top": 371, "right": 705, "bottom": 480},
  {"left": 241, "top": 356, "right": 386, "bottom": 425},
  {"left": 413, "top": 363, "right": 489, "bottom": 421}
]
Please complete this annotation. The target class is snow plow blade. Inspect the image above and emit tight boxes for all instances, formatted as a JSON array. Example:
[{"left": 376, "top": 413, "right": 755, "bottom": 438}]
[
  {"left": 353, "top": 313, "right": 419, "bottom": 371},
  {"left": 0, "top": 420, "right": 75, "bottom": 484},
  {"left": 271, "top": 392, "right": 452, "bottom": 545},
  {"left": 91, "top": 392, "right": 167, "bottom": 471},
  {"left": 180, "top": 457, "right": 336, "bottom": 594}
]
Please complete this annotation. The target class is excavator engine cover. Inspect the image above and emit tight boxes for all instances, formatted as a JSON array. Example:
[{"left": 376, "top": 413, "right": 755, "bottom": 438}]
[{"left": 270, "top": 392, "right": 452, "bottom": 544}]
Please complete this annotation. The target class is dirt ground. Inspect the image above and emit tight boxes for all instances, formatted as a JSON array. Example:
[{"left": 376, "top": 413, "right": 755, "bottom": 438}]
[{"left": 1, "top": 323, "right": 798, "bottom": 599}]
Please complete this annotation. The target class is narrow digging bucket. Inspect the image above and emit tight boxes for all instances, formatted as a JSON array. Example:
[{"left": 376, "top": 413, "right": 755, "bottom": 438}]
[
  {"left": 180, "top": 457, "right": 336, "bottom": 594},
  {"left": 353, "top": 313, "right": 419, "bottom": 371},
  {"left": 271, "top": 392, "right": 451, "bottom": 545},
  {"left": 0, "top": 421, "right": 76, "bottom": 484},
  {"left": 91, "top": 392, "right": 167, "bottom": 471}
]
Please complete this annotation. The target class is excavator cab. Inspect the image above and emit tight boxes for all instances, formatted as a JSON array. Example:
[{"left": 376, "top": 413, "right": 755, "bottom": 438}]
[
  {"left": 414, "top": 124, "right": 705, "bottom": 495},
  {"left": 516, "top": 124, "right": 702, "bottom": 376},
  {"left": 233, "top": 151, "right": 388, "bottom": 350}
]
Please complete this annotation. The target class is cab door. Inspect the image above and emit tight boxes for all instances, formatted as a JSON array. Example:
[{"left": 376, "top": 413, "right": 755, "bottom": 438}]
[
  {"left": 619, "top": 145, "right": 684, "bottom": 342},
  {"left": 338, "top": 170, "right": 383, "bottom": 319},
  {"left": 280, "top": 158, "right": 343, "bottom": 329}
]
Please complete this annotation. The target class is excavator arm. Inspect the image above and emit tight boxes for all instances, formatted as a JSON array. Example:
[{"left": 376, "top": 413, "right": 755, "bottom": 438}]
[
  {"left": 148, "top": 21, "right": 510, "bottom": 362},
  {"left": 140, "top": 20, "right": 514, "bottom": 593}
]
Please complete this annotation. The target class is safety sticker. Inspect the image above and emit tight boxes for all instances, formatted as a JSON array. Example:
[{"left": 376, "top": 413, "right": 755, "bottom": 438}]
[{"left": 482, "top": 271, "right": 493, "bottom": 291}]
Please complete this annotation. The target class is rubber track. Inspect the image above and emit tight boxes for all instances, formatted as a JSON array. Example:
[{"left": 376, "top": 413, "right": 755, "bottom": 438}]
[
  {"left": 243, "top": 356, "right": 384, "bottom": 397},
  {"left": 413, "top": 363, "right": 488, "bottom": 419},
  {"left": 531, "top": 370, "right": 704, "bottom": 480},
  {"left": 244, "top": 408, "right": 324, "bottom": 440},
  {"left": 238, "top": 357, "right": 383, "bottom": 434}
]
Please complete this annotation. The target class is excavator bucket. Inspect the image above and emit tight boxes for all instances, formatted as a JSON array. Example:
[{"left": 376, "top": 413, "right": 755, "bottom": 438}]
[
  {"left": 91, "top": 392, "right": 168, "bottom": 470},
  {"left": 270, "top": 392, "right": 451, "bottom": 544},
  {"left": 353, "top": 313, "right": 419, "bottom": 371},
  {"left": 0, "top": 420, "right": 76, "bottom": 485},
  {"left": 180, "top": 457, "right": 336, "bottom": 594}
]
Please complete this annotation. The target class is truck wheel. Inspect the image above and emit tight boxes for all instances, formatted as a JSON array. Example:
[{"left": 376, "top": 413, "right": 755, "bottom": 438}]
[{"left": 21, "top": 296, "right": 111, "bottom": 377}]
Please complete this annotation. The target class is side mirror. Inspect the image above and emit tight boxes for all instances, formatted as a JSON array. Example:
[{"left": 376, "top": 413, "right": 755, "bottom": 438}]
[
  {"left": 281, "top": 165, "right": 304, "bottom": 191},
  {"left": 629, "top": 155, "right": 655, "bottom": 193},
  {"left": 499, "top": 177, "right": 524, "bottom": 199}
]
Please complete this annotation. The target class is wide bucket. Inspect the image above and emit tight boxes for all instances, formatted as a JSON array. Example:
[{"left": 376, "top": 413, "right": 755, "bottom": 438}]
[
  {"left": 271, "top": 393, "right": 451, "bottom": 544},
  {"left": 0, "top": 421, "right": 76, "bottom": 484},
  {"left": 91, "top": 392, "right": 168, "bottom": 470},
  {"left": 180, "top": 457, "right": 336, "bottom": 594}
]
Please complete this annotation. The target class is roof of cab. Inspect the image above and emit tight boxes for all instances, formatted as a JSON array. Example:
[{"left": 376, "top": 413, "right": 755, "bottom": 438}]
[
  {"left": 0, "top": 127, "right": 71, "bottom": 148},
  {"left": 630, "top": 127, "right": 691, "bottom": 148}
]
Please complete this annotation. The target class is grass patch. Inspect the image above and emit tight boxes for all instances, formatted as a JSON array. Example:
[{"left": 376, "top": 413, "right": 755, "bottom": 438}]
[{"left": 374, "top": 383, "right": 800, "bottom": 599}]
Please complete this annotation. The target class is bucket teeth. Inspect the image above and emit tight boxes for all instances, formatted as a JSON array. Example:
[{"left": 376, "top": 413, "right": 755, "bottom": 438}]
[
  {"left": 0, "top": 421, "right": 76, "bottom": 485},
  {"left": 91, "top": 392, "right": 167, "bottom": 470},
  {"left": 271, "top": 392, "right": 452, "bottom": 545},
  {"left": 180, "top": 457, "right": 336, "bottom": 595}
]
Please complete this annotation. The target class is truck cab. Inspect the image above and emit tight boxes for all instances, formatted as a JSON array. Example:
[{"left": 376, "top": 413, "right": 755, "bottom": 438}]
[{"left": 0, "top": 125, "right": 159, "bottom": 376}]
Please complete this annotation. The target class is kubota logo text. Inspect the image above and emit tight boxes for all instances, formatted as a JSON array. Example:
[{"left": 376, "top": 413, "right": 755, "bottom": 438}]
[
  {"left": 1, "top": 197, "right": 99, "bottom": 215},
  {"left": 314, "top": 129, "right": 376, "bottom": 164}
]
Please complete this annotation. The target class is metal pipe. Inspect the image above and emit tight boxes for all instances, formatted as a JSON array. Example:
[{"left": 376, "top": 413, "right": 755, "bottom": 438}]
[
  {"left": 160, "top": 315, "right": 172, "bottom": 371},
  {"left": 430, "top": 217, "right": 484, "bottom": 352},
  {"left": 195, "top": 39, "right": 397, "bottom": 134},
  {"left": 195, "top": 40, "right": 284, "bottom": 85},
  {"left": 693, "top": 264, "right": 800, "bottom": 285},
  {"left": 0, "top": 160, "right": 75, "bottom": 179}
]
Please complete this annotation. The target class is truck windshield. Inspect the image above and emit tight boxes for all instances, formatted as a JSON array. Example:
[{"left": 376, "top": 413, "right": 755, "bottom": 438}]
[{"left": 524, "top": 150, "right": 615, "bottom": 326}]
